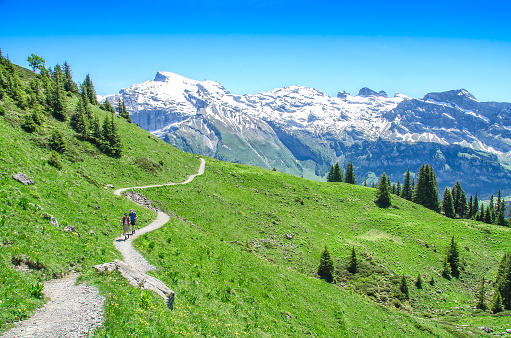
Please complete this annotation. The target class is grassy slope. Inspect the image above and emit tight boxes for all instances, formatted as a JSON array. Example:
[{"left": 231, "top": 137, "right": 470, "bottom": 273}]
[
  {"left": 0, "top": 90, "right": 200, "bottom": 331},
  {"left": 140, "top": 158, "right": 511, "bottom": 335}
]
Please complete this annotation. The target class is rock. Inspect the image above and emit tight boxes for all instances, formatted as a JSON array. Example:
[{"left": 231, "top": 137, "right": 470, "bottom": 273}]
[
  {"left": 44, "top": 213, "right": 52, "bottom": 220},
  {"left": 93, "top": 259, "right": 175, "bottom": 309},
  {"left": 12, "top": 173, "right": 34, "bottom": 185},
  {"left": 357, "top": 87, "right": 388, "bottom": 98},
  {"left": 123, "top": 191, "right": 160, "bottom": 212},
  {"left": 479, "top": 326, "right": 493, "bottom": 333},
  {"left": 337, "top": 91, "right": 349, "bottom": 99},
  {"left": 64, "top": 225, "right": 75, "bottom": 232},
  {"left": 506, "top": 329, "right": 511, "bottom": 333},
  {"left": 285, "top": 233, "right": 294, "bottom": 239},
  {"left": 105, "top": 184, "right": 114, "bottom": 189},
  {"left": 50, "top": 217, "right": 59, "bottom": 227}
]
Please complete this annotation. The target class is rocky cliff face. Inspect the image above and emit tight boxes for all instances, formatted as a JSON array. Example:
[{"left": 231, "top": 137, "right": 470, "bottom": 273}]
[{"left": 103, "top": 72, "right": 511, "bottom": 197}]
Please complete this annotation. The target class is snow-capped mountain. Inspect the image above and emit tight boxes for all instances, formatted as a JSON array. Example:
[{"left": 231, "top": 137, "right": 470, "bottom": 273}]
[{"left": 103, "top": 72, "right": 511, "bottom": 197}]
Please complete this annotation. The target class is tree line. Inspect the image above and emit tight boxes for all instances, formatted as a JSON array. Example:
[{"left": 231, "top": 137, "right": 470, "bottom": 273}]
[{"left": 0, "top": 51, "right": 133, "bottom": 160}]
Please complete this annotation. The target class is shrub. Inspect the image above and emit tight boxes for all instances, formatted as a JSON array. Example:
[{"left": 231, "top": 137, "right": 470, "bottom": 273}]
[
  {"left": 135, "top": 157, "right": 161, "bottom": 174},
  {"left": 347, "top": 247, "right": 358, "bottom": 274},
  {"left": 49, "top": 150, "right": 63, "bottom": 170}
]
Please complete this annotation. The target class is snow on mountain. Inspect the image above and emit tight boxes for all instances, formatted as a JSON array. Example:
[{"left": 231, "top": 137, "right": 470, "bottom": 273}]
[{"left": 102, "top": 72, "right": 511, "bottom": 196}]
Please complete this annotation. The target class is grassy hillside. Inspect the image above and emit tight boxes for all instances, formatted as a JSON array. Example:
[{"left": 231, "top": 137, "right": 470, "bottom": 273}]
[
  {"left": 0, "top": 63, "right": 200, "bottom": 331},
  {"left": 1, "top": 58, "right": 510, "bottom": 337}
]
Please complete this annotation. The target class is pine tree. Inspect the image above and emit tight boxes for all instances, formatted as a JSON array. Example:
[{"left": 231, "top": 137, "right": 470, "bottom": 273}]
[
  {"left": 475, "top": 277, "right": 487, "bottom": 310},
  {"left": 71, "top": 97, "right": 89, "bottom": 139},
  {"left": 473, "top": 193, "right": 479, "bottom": 219},
  {"left": 400, "top": 275, "right": 409, "bottom": 300},
  {"left": 317, "top": 245, "right": 334, "bottom": 283},
  {"left": 108, "top": 115, "right": 123, "bottom": 157},
  {"left": 496, "top": 201, "right": 507, "bottom": 226},
  {"left": 491, "top": 291, "right": 504, "bottom": 313},
  {"left": 446, "top": 236, "right": 460, "bottom": 278},
  {"left": 489, "top": 195, "right": 495, "bottom": 223},
  {"left": 494, "top": 251, "right": 511, "bottom": 310},
  {"left": 121, "top": 100, "right": 132, "bottom": 123},
  {"left": 100, "top": 99, "right": 115, "bottom": 113},
  {"left": 442, "top": 187, "right": 455, "bottom": 218},
  {"left": 327, "top": 165, "right": 334, "bottom": 182},
  {"left": 51, "top": 64, "right": 66, "bottom": 121},
  {"left": 415, "top": 272, "right": 423, "bottom": 289},
  {"left": 468, "top": 195, "right": 473, "bottom": 219},
  {"left": 396, "top": 179, "right": 401, "bottom": 197},
  {"left": 344, "top": 162, "right": 356, "bottom": 184},
  {"left": 63, "top": 61, "right": 78, "bottom": 93},
  {"left": 413, "top": 164, "right": 440, "bottom": 212},
  {"left": 375, "top": 172, "right": 391, "bottom": 207},
  {"left": 363, "top": 179, "right": 367, "bottom": 187},
  {"left": 101, "top": 114, "right": 113, "bottom": 153},
  {"left": 478, "top": 203, "right": 485, "bottom": 222},
  {"left": 332, "top": 163, "right": 343, "bottom": 182},
  {"left": 49, "top": 129, "right": 67, "bottom": 154},
  {"left": 451, "top": 181, "right": 467, "bottom": 218},
  {"left": 391, "top": 183, "right": 396, "bottom": 195},
  {"left": 90, "top": 114, "right": 102, "bottom": 146},
  {"left": 83, "top": 74, "right": 97, "bottom": 105},
  {"left": 401, "top": 169, "right": 413, "bottom": 201},
  {"left": 347, "top": 246, "right": 358, "bottom": 274},
  {"left": 484, "top": 206, "right": 492, "bottom": 224}
]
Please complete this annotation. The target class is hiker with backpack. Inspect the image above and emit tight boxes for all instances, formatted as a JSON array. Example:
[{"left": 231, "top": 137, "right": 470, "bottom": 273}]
[
  {"left": 129, "top": 209, "right": 137, "bottom": 235},
  {"left": 121, "top": 212, "right": 130, "bottom": 240}
]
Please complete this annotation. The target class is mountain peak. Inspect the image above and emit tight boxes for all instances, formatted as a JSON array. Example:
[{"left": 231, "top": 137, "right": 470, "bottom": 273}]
[
  {"left": 154, "top": 71, "right": 198, "bottom": 84},
  {"left": 357, "top": 87, "right": 388, "bottom": 98},
  {"left": 423, "top": 89, "right": 477, "bottom": 105}
]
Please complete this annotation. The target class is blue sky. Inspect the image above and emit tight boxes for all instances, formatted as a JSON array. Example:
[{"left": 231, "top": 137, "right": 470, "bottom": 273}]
[{"left": 1, "top": 0, "right": 510, "bottom": 101}]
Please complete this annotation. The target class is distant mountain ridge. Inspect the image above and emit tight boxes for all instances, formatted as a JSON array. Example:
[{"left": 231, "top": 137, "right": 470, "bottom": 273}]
[{"left": 103, "top": 72, "right": 511, "bottom": 197}]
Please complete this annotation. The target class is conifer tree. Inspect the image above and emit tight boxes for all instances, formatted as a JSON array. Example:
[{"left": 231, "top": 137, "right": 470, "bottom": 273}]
[
  {"left": 400, "top": 275, "right": 409, "bottom": 300},
  {"left": 344, "top": 162, "right": 356, "bottom": 184},
  {"left": 363, "top": 179, "right": 367, "bottom": 187},
  {"left": 401, "top": 170, "right": 413, "bottom": 200},
  {"left": 108, "top": 115, "right": 123, "bottom": 157},
  {"left": 445, "top": 236, "right": 460, "bottom": 278},
  {"left": 396, "top": 180, "right": 401, "bottom": 197},
  {"left": 496, "top": 201, "right": 507, "bottom": 226},
  {"left": 49, "top": 129, "right": 67, "bottom": 154},
  {"left": 451, "top": 181, "right": 467, "bottom": 218},
  {"left": 494, "top": 251, "right": 511, "bottom": 310},
  {"left": 100, "top": 99, "right": 115, "bottom": 113},
  {"left": 475, "top": 277, "right": 487, "bottom": 310},
  {"left": 478, "top": 203, "right": 485, "bottom": 222},
  {"left": 63, "top": 61, "right": 78, "bottom": 93},
  {"left": 473, "top": 193, "right": 479, "bottom": 219},
  {"left": 90, "top": 114, "right": 102, "bottom": 146},
  {"left": 317, "top": 245, "right": 334, "bottom": 283},
  {"left": 51, "top": 64, "right": 66, "bottom": 121},
  {"left": 347, "top": 246, "right": 358, "bottom": 274},
  {"left": 327, "top": 165, "right": 334, "bottom": 182},
  {"left": 83, "top": 74, "right": 97, "bottom": 105},
  {"left": 484, "top": 206, "right": 492, "bottom": 224},
  {"left": 468, "top": 195, "right": 473, "bottom": 219},
  {"left": 391, "top": 183, "right": 396, "bottom": 195},
  {"left": 332, "top": 162, "right": 343, "bottom": 182},
  {"left": 442, "top": 187, "right": 455, "bottom": 218},
  {"left": 413, "top": 164, "right": 440, "bottom": 212},
  {"left": 489, "top": 195, "right": 495, "bottom": 223},
  {"left": 491, "top": 291, "right": 504, "bottom": 313},
  {"left": 375, "top": 172, "right": 391, "bottom": 207},
  {"left": 415, "top": 272, "right": 423, "bottom": 289}
]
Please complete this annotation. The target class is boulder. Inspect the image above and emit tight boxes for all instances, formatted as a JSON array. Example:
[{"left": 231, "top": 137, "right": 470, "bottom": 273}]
[
  {"left": 12, "top": 173, "right": 34, "bottom": 185},
  {"left": 93, "top": 259, "right": 175, "bottom": 309}
]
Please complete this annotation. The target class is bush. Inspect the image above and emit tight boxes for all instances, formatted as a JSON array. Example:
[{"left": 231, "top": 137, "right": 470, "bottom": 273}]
[
  {"left": 0, "top": 105, "right": 6, "bottom": 116},
  {"left": 49, "top": 150, "right": 63, "bottom": 170},
  {"left": 49, "top": 129, "right": 67, "bottom": 154},
  {"left": 135, "top": 157, "right": 161, "bottom": 174}
]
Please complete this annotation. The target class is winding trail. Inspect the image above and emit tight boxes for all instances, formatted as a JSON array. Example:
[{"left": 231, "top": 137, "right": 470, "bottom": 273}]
[
  {"left": 112, "top": 158, "right": 206, "bottom": 273},
  {"left": 2, "top": 158, "right": 205, "bottom": 338}
]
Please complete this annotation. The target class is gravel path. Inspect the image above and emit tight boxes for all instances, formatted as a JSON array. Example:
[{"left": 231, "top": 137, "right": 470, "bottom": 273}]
[
  {"left": 113, "top": 158, "right": 206, "bottom": 272},
  {"left": 1, "top": 273, "right": 104, "bottom": 338},
  {"left": 2, "top": 158, "right": 206, "bottom": 337}
]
